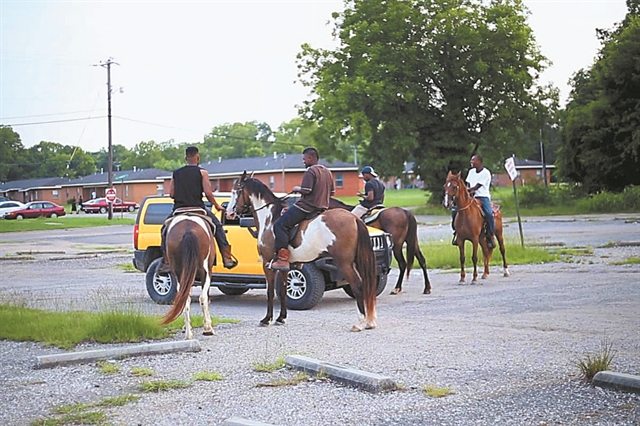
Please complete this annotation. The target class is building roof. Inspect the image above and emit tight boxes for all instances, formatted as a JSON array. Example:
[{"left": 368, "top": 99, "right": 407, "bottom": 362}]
[{"left": 0, "top": 176, "right": 69, "bottom": 192}]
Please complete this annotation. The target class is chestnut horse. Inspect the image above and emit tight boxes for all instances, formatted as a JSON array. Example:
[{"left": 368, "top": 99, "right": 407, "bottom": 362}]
[
  {"left": 443, "top": 171, "right": 510, "bottom": 284},
  {"left": 160, "top": 212, "right": 216, "bottom": 340},
  {"left": 329, "top": 198, "right": 431, "bottom": 295},
  {"left": 226, "top": 172, "right": 377, "bottom": 331}
]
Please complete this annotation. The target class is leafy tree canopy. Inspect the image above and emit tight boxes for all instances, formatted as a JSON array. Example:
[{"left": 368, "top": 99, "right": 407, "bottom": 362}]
[{"left": 297, "top": 0, "right": 552, "bottom": 196}]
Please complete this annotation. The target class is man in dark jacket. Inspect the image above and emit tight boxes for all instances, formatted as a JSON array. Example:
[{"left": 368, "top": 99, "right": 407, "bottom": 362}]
[
  {"left": 160, "top": 146, "right": 237, "bottom": 271},
  {"left": 269, "top": 147, "right": 335, "bottom": 271},
  {"left": 351, "top": 166, "right": 385, "bottom": 218}
]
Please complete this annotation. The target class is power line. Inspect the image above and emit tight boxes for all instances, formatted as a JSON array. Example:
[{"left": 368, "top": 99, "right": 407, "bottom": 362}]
[
  {"left": 0, "top": 109, "right": 106, "bottom": 120},
  {"left": 3, "top": 116, "right": 106, "bottom": 127}
]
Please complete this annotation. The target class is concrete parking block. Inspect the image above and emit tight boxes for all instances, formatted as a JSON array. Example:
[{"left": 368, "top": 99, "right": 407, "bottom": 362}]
[
  {"left": 285, "top": 354, "right": 397, "bottom": 393},
  {"left": 35, "top": 340, "right": 201, "bottom": 369},
  {"left": 593, "top": 371, "right": 640, "bottom": 394},
  {"left": 222, "top": 417, "right": 276, "bottom": 426}
]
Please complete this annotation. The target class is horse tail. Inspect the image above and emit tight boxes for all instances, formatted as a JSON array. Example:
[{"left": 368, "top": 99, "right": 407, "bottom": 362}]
[
  {"left": 404, "top": 210, "right": 418, "bottom": 279},
  {"left": 354, "top": 219, "right": 377, "bottom": 316},
  {"left": 161, "top": 231, "right": 200, "bottom": 325}
]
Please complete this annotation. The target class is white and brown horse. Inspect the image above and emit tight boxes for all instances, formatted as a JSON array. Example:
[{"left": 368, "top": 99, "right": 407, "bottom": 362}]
[
  {"left": 226, "top": 172, "right": 378, "bottom": 331},
  {"left": 160, "top": 212, "right": 216, "bottom": 340},
  {"left": 443, "top": 171, "right": 510, "bottom": 284}
]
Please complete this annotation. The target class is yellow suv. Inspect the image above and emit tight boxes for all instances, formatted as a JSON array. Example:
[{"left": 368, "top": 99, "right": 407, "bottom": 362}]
[{"left": 133, "top": 194, "right": 392, "bottom": 310}]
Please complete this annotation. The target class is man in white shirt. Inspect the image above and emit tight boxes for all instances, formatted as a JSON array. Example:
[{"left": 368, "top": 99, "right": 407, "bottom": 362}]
[{"left": 452, "top": 155, "right": 496, "bottom": 248}]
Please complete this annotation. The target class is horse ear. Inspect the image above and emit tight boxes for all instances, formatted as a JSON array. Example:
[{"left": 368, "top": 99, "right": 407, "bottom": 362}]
[
  {"left": 455, "top": 172, "right": 461, "bottom": 178},
  {"left": 241, "top": 171, "right": 247, "bottom": 181},
  {"left": 250, "top": 171, "right": 255, "bottom": 178}
]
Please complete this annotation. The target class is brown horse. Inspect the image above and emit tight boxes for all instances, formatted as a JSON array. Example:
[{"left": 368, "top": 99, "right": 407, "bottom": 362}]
[
  {"left": 226, "top": 172, "right": 378, "bottom": 331},
  {"left": 443, "top": 171, "right": 510, "bottom": 284},
  {"left": 329, "top": 198, "right": 431, "bottom": 295},
  {"left": 160, "top": 212, "right": 216, "bottom": 340}
]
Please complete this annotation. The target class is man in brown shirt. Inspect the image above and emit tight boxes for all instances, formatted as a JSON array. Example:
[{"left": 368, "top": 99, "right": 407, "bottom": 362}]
[{"left": 269, "top": 147, "right": 335, "bottom": 271}]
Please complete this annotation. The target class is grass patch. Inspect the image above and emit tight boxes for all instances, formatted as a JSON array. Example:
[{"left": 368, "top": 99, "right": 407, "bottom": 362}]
[
  {"left": 576, "top": 339, "right": 616, "bottom": 382},
  {"left": 130, "top": 367, "right": 155, "bottom": 377},
  {"left": 97, "top": 394, "right": 141, "bottom": 407},
  {"left": 0, "top": 216, "right": 134, "bottom": 233},
  {"left": 252, "top": 356, "right": 286, "bottom": 373},
  {"left": 115, "top": 262, "right": 139, "bottom": 273},
  {"left": 140, "top": 379, "right": 191, "bottom": 392},
  {"left": 423, "top": 385, "right": 456, "bottom": 398},
  {"left": 609, "top": 257, "right": 640, "bottom": 265},
  {"left": 192, "top": 371, "right": 225, "bottom": 381},
  {"left": 0, "top": 303, "right": 237, "bottom": 349},
  {"left": 413, "top": 240, "right": 558, "bottom": 270},
  {"left": 97, "top": 360, "right": 120, "bottom": 374},
  {"left": 256, "top": 373, "right": 309, "bottom": 387},
  {"left": 54, "top": 403, "right": 92, "bottom": 415},
  {"left": 32, "top": 410, "right": 108, "bottom": 425}
]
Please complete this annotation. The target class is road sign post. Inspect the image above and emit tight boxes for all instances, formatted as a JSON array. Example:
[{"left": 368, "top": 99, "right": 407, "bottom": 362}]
[
  {"left": 505, "top": 156, "right": 524, "bottom": 247},
  {"left": 105, "top": 187, "right": 117, "bottom": 202}
]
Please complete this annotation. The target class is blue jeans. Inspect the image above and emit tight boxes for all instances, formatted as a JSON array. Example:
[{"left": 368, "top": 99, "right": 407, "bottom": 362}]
[
  {"left": 274, "top": 205, "right": 309, "bottom": 253},
  {"left": 451, "top": 197, "right": 495, "bottom": 235}
]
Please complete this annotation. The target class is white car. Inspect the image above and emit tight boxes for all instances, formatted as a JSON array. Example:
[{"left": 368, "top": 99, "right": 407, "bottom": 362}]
[{"left": 0, "top": 200, "right": 27, "bottom": 219}]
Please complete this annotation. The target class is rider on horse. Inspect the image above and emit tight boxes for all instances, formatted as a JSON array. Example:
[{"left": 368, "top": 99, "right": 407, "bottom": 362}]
[
  {"left": 269, "top": 147, "right": 335, "bottom": 271},
  {"left": 159, "top": 146, "right": 238, "bottom": 272},
  {"left": 452, "top": 155, "right": 496, "bottom": 249},
  {"left": 351, "top": 166, "right": 385, "bottom": 219}
]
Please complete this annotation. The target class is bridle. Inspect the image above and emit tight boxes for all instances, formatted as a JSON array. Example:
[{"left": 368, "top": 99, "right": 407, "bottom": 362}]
[
  {"left": 445, "top": 179, "right": 473, "bottom": 211},
  {"left": 232, "top": 179, "right": 294, "bottom": 214}
]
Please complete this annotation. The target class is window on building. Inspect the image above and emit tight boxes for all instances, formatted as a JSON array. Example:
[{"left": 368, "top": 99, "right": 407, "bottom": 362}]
[
  {"left": 52, "top": 190, "right": 59, "bottom": 199},
  {"left": 125, "top": 185, "right": 129, "bottom": 197},
  {"left": 157, "top": 184, "right": 164, "bottom": 196},
  {"left": 269, "top": 176, "right": 275, "bottom": 189},
  {"left": 335, "top": 173, "right": 344, "bottom": 188}
]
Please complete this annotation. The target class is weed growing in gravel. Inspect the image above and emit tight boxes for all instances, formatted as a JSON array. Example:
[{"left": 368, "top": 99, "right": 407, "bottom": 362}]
[
  {"left": 576, "top": 339, "right": 616, "bottom": 381},
  {"left": 54, "top": 403, "right": 92, "bottom": 414},
  {"left": 33, "top": 410, "right": 108, "bottom": 425},
  {"left": 608, "top": 257, "right": 640, "bottom": 265},
  {"left": 192, "top": 371, "right": 225, "bottom": 381},
  {"left": 256, "top": 373, "right": 309, "bottom": 387},
  {"left": 130, "top": 367, "right": 155, "bottom": 377},
  {"left": 253, "top": 356, "right": 286, "bottom": 372},
  {"left": 115, "top": 262, "right": 139, "bottom": 272},
  {"left": 140, "top": 379, "right": 191, "bottom": 392},
  {"left": 97, "top": 394, "right": 141, "bottom": 407},
  {"left": 423, "top": 385, "right": 456, "bottom": 398},
  {"left": 97, "top": 360, "right": 120, "bottom": 374}
]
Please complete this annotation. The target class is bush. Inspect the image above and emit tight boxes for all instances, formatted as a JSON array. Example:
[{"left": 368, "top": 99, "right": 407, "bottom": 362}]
[{"left": 575, "top": 186, "right": 640, "bottom": 213}]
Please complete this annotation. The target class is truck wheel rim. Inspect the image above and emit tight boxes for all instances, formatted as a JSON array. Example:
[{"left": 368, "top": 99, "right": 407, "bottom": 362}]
[
  {"left": 286, "top": 270, "right": 307, "bottom": 300},
  {"left": 153, "top": 273, "right": 172, "bottom": 296}
]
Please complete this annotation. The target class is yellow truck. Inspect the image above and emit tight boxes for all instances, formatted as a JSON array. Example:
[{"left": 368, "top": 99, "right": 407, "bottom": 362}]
[{"left": 132, "top": 194, "right": 393, "bottom": 310}]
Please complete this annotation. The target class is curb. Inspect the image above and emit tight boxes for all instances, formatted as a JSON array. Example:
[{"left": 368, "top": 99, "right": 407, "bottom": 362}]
[
  {"left": 222, "top": 417, "right": 276, "bottom": 426},
  {"left": 593, "top": 371, "right": 640, "bottom": 394},
  {"left": 35, "top": 340, "right": 201, "bottom": 369},
  {"left": 285, "top": 355, "right": 397, "bottom": 393}
]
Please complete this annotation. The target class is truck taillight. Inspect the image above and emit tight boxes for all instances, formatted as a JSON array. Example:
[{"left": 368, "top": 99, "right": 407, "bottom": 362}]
[{"left": 133, "top": 223, "right": 139, "bottom": 249}]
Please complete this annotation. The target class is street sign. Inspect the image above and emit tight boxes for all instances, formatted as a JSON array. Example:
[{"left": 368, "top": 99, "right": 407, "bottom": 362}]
[
  {"left": 504, "top": 157, "right": 518, "bottom": 182},
  {"left": 105, "top": 187, "right": 117, "bottom": 203},
  {"left": 115, "top": 174, "right": 128, "bottom": 181}
]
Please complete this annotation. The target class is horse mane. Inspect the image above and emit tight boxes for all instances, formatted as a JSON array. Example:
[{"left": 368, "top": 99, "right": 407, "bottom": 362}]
[
  {"left": 329, "top": 197, "right": 354, "bottom": 210},
  {"left": 243, "top": 176, "right": 285, "bottom": 216}
]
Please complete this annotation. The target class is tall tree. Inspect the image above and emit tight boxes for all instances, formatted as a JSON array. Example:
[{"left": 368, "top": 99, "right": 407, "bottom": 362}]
[
  {"left": 558, "top": 3, "right": 639, "bottom": 192},
  {"left": 0, "top": 126, "right": 25, "bottom": 182},
  {"left": 297, "top": 0, "right": 550, "bottom": 195},
  {"left": 201, "top": 122, "right": 273, "bottom": 161}
]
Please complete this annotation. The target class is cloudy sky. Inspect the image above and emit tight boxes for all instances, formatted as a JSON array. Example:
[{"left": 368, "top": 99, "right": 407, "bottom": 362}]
[{"left": 0, "top": 0, "right": 628, "bottom": 152}]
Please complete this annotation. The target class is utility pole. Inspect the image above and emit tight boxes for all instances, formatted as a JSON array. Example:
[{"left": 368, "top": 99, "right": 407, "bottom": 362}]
[{"left": 96, "top": 58, "right": 119, "bottom": 219}]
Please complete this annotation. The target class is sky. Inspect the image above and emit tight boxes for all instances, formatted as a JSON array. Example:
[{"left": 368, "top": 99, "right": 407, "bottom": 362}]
[{"left": 0, "top": 0, "right": 629, "bottom": 153}]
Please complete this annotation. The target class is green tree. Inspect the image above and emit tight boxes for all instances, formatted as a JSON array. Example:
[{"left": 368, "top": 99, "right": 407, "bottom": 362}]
[
  {"left": 558, "top": 3, "right": 640, "bottom": 192},
  {"left": 0, "top": 126, "right": 25, "bottom": 182},
  {"left": 201, "top": 122, "right": 273, "bottom": 160},
  {"left": 297, "top": 0, "right": 550, "bottom": 196}
]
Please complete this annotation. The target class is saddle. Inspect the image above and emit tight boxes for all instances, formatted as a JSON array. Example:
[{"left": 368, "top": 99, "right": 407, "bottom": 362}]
[
  {"left": 285, "top": 209, "right": 325, "bottom": 242},
  {"left": 360, "top": 205, "right": 386, "bottom": 225},
  {"left": 165, "top": 207, "right": 215, "bottom": 229}
]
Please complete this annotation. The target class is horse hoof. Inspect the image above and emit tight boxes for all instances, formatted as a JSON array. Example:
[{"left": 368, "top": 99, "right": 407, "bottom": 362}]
[
  {"left": 504, "top": 270, "right": 511, "bottom": 277},
  {"left": 203, "top": 330, "right": 214, "bottom": 336},
  {"left": 471, "top": 280, "right": 478, "bottom": 285},
  {"left": 275, "top": 319, "right": 286, "bottom": 325},
  {"left": 350, "top": 325, "right": 363, "bottom": 332},
  {"left": 259, "top": 321, "right": 270, "bottom": 327},
  {"left": 390, "top": 289, "right": 401, "bottom": 295},
  {"left": 423, "top": 289, "right": 431, "bottom": 295},
  {"left": 481, "top": 274, "right": 488, "bottom": 279},
  {"left": 364, "top": 322, "right": 377, "bottom": 330}
]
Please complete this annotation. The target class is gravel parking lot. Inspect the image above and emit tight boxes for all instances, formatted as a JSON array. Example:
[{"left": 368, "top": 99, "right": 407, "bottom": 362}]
[{"left": 0, "top": 215, "right": 638, "bottom": 425}]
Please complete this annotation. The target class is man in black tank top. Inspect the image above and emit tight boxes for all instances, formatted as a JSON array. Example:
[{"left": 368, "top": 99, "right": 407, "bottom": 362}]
[{"left": 159, "top": 146, "right": 237, "bottom": 271}]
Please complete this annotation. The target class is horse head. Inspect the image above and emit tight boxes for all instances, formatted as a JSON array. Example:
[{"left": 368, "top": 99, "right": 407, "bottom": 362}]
[
  {"left": 226, "top": 171, "right": 251, "bottom": 220},
  {"left": 443, "top": 171, "right": 464, "bottom": 209},
  {"left": 226, "top": 171, "right": 280, "bottom": 220}
]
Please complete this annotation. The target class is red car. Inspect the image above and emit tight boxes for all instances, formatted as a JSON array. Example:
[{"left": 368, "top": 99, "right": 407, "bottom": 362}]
[
  {"left": 4, "top": 201, "right": 66, "bottom": 220},
  {"left": 82, "top": 198, "right": 139, "bottom": 214}
]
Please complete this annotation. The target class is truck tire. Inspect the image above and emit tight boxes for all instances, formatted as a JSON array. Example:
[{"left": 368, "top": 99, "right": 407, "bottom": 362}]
[
  {"left": 218, "top": 287, "right": 249, "bottom": 296},
  {"left": 146, "top": 257, "right": 177, "bottom": 305},
  {"left": 277, "top": 263, "right": 325, "bottom": 310},
  {"left": 343, "top": 273, "right": 388, "bottom": 298}
]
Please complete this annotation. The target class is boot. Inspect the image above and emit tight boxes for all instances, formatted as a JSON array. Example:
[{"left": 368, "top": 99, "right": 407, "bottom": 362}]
[
  {"left": 486, "top": 232, "right": 496, "bottom": 249},
  {"left": 451, "top": 232, "right": 458, "bottom": 246},
  {"left": 220, "top": 244, "right": 238, "bottom": 269},
  {"left": 157, "top": 254, "right": 171, "bottom": 274},
  {"left": 268, "top": 248, "right": 290, "bottom": 271}
]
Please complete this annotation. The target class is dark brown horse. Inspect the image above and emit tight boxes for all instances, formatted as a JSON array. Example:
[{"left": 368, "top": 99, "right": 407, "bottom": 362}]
[
  {"left": 160, "top": 213, "right": 216, "bottom": 339},
  {"left": 226, "top": 172, "right": 378, "bottom": 331},
  {"left": 442, "top": 171, "right": 510, "bottom": 284},
  {"left": 329, "top": 198, "right": 431, "bottom": 295}
]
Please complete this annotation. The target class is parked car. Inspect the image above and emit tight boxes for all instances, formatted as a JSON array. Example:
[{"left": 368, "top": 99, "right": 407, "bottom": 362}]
[
  {"left": 82, "top": 198, "right": 139, "bottom": 214},
  {"left": 0, "top": 196, "right": 10, "bottom": 202},
  {"left": 4, "top": 201, "right": 66, "bottom": 220},
  {"left": 132, "top": 194, "right": 393, "bottom": 310},
  {"left": 0, "top": 201, "right": 27, "bottom": 219}
]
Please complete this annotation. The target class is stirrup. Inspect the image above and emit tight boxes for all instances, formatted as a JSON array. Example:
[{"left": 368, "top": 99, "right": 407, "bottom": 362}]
[{"left": 267, "top": 259, "right": 290, "bottom": 271}]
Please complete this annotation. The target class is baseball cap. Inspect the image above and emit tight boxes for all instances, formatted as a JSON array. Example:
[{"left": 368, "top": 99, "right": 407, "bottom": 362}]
[{"left": 361, "top": 166, "right": 378, "bottom": 177}]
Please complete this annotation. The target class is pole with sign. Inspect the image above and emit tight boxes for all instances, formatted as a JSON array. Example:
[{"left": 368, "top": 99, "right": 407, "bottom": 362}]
[{"left": 505, "top": 156, "right": 524, "bottom": 247}]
